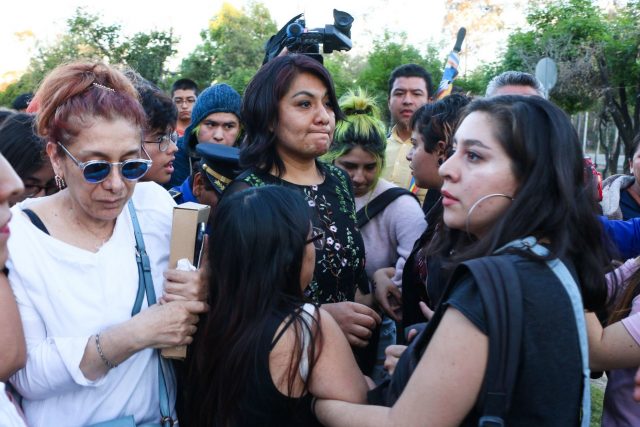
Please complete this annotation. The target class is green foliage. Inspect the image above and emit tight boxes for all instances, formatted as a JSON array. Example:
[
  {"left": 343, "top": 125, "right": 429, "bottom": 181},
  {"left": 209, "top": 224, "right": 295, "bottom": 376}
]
[
  {"left": 178, "top": 2, "right": 277, "bottom": 93},
  {"left": 0, "top": 8, "right": 177, "bottom": 106},
  {"left": 456, "top": 62, "right": 503, "bottom": 96},
  {"left": 323, "top": 52, "right": 364, "bottom": 99},
  {"left": 501, "top": 0, "right": 608, "bottom": 113},
  {"left": 591, "top": 382, "right": 604, "bottom": 427}
]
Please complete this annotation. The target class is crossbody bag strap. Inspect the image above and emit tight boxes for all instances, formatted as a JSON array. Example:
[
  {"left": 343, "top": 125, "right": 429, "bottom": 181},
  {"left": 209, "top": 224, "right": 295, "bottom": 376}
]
[
  {"left": 127, "top": 200, "right": 173, "bottom": 426},
  {"left": 498, "top": 237, "right": 591, "bottom": 427},
  {"left": 356, "top": 187, "right": 418, "bottom": 229}
]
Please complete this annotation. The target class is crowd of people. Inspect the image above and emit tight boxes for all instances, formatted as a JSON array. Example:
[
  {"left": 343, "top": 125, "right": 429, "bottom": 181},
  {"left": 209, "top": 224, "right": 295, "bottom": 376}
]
[{"left": 2, "top": 40, "right": 640, "bottom": 427}]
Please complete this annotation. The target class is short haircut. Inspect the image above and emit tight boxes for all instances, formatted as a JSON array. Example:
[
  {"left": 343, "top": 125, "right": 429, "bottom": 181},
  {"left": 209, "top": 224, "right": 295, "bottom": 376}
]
[
  {"left": 410, "top": 93, "right": 471, "bottom": 154},
  {"left": 171, "top": 78, "right": 199, "bottom": 97},
  {"left": 485, "top": 71, "right": 546, "bottom": 98},
  {"left": 11, "top": 92, "right": 33, "bottom": 110},
  {"left": 388, "top": 64, "right": 434, "bottom": 98},
  {"left": 123, "top": 69, "right": 178, "bottom": 133},
  {"left": 0, "top": 113, "right": 47, "bottom": 178}
]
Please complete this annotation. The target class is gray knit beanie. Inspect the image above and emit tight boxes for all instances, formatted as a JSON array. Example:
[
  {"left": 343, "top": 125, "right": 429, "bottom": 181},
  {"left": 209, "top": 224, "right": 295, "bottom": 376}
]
[{"left": 184, "top": 83, "right": 242, "bottom": 150}]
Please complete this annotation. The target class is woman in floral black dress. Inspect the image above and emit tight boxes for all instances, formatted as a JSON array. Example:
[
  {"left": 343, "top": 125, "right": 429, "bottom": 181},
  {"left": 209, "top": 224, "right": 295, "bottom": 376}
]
[{"left": 226, "top": 54, "right": 381, "bottom": 354}]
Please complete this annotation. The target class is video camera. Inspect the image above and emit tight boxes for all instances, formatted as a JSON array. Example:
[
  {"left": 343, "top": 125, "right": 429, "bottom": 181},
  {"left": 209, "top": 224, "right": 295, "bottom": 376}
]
[{"left": 263, "top": 9, "right": 354, "bottom": 64}]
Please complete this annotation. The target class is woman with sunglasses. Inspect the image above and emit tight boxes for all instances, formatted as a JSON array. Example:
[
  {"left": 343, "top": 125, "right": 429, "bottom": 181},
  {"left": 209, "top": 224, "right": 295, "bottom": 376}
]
[{"left": 6, "top": 62, "right": 207, "bottom": 427}]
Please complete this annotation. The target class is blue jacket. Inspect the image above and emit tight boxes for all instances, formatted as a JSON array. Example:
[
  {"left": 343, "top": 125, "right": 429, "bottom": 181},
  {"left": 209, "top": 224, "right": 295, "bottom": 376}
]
[
  {"left": 170, "top": 176, "right": 197, "bottom": 205},
  {"left": 167, "top": 136, "right": 195, "bottom": 189},
  {"left": 599, "top": 216, "right": 640, "bottom": 260}
]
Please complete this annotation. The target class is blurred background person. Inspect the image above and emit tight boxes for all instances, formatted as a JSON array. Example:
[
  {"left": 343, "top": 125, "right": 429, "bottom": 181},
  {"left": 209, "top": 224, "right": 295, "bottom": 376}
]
[
  {"left": 0, "top": 113, "right": 55, "bottom": 205},
  {"left": 171, "top": 78, "right": 198, "bottom": 137},
  {"left": 11, "top": 93, "right": 33, "bottom": 113},
  {"left": 169, "top": 83, "right": 242, "bottom": 188}
]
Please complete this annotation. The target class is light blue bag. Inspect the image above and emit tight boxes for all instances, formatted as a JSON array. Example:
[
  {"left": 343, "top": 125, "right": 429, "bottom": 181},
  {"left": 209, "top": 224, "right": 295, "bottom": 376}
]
[{"left": 87, "top": 202, "right": 174, "bottom": 427}]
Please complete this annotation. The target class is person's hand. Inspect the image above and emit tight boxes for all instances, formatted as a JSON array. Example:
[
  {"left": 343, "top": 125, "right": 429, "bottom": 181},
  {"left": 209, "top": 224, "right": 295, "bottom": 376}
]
[
  {"left": 131, "top": 300, "right": 208, "bottom": 349},
  {"left": 322, "top": 301, "right": 382, "bottom": 348},
  {"left": 384, "top": 344, "right": 407, "bottom": 375},
  {"left": 373, "top": 267, "right": 402, "bottom": 322},
  {"left": 161, "top": 269, "right": 207, "bottom": 303},
  {"left": 419, "top": 301, "right": 434, "bottom": 321},
  {"left": 634, "top": 367, "right": 640, "bottom": 402}
]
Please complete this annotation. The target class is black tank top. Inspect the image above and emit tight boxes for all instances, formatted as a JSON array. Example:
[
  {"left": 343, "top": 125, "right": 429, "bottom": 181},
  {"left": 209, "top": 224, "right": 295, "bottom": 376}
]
[{"left": 234, "top": 306, "right": 321, "bottom": 427}]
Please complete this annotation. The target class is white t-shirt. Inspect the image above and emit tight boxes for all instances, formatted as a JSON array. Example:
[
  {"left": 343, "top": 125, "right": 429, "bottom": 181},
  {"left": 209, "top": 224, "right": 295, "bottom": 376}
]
[{"left": 7, "top": 182, "right": 176, "bottom": 427}]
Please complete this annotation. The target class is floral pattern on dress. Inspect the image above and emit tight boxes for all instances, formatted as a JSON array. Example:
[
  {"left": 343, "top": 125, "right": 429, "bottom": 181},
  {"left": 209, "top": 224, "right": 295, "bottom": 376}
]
[{"left": 237, "top": 162, "right": 367, "bottom": 304}]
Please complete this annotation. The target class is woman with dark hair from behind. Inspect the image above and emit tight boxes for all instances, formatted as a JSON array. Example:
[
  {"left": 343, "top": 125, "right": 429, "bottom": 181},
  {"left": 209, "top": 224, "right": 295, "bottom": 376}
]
[
  {"left": 226, "top": 54, "right": 381, "bottom": 356},
  {"left": 0, "top": 113, "right": 56, "bottom": 204},
  {"left": 185, "top": 185, "right": 367, "bottom": 426},
  {"left": 315, "top": 95, "right": 610, "bottom": 425}
]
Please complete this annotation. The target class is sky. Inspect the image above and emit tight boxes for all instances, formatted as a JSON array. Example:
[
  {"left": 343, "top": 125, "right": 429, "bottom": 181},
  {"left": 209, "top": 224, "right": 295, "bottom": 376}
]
[{"left": 0, "top": 0, "right": 448, "bottom": 86}]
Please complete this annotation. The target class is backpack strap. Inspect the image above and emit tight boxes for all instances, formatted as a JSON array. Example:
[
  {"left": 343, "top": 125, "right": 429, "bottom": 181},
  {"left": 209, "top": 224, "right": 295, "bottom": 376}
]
[
  {"left": 356, "top": 187, "right": 418, "bottom": 229},
  {"left": 460, "top": 256, "right": 523, "bottom": 427},
  {"left": 493, "top": 237, "right": 591, "bottom": 427}
]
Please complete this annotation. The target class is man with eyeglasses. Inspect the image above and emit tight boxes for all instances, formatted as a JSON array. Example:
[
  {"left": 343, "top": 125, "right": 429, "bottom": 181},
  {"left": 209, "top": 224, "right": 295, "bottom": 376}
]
[
  {"left": 168, "top": 83, "right": 242, "bottom": 188},
  {"left": 171, "top": 79, "right": 199, "bottom": 138},
  {"left": 127, "top": 72, "right": 180, "bottom": 186}
]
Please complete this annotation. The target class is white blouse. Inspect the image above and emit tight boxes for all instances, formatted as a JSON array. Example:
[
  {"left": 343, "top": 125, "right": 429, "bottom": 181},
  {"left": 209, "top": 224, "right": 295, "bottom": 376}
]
[{"left": 7, "top": 182, "right": 176, "bottom": 427}]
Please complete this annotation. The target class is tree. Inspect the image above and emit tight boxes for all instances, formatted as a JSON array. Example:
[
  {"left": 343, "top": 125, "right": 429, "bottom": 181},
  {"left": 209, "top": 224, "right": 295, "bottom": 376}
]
[
  {"left": 0, "top": 8, "right": 177, "bottom": 106},
  {"left": 178, "top": 2, "right": 277, "bottom": 93},
  {"left": 500, "top": 0, "right": 640, "bottom": 172}
]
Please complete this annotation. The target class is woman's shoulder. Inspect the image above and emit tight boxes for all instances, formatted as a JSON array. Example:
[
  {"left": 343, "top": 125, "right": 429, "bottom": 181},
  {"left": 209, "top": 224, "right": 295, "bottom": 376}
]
[{"left": 319, "top": 162, "right": 350, "bottom": 186}]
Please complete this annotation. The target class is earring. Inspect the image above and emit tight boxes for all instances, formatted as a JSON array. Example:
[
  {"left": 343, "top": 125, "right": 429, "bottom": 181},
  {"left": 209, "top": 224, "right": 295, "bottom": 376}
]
[{"left": 55, "top": 174, "right": 66, "bottom": 190}]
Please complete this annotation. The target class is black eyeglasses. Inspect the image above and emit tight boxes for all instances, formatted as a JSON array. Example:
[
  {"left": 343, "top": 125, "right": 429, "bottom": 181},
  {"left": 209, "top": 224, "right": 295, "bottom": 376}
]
[
  {"left": 173, "top": 97, "right": 196, "bottom": 106},
  {"left": 306, "top": 227, "right": 325, "bottom": 250},
  {"left": 57, "top": 142, "right": 152, "bottom": 184},
  {"left": 143, "top": 131, "right": 178, "bottom": 152},
  {"left": 23, "top": 180, "right": 58, "bottom": 198}
]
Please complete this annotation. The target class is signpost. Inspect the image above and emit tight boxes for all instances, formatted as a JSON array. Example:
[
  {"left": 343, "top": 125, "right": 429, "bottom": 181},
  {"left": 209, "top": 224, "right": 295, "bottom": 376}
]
[{"left": 535, "top": 57, "right": 557, "bottom": 99}]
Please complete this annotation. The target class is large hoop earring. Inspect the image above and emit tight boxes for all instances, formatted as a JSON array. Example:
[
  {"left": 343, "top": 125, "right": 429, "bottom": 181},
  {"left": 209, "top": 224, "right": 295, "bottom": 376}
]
[{"left": 55, "top": 174, "right": 66, "bottom": 190}]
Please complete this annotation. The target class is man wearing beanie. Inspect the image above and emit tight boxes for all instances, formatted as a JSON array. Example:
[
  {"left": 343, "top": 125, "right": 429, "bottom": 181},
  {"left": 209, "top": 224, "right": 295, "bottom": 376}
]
[{"left": 168, "top": 83, "right": 242, "bottom": 188}]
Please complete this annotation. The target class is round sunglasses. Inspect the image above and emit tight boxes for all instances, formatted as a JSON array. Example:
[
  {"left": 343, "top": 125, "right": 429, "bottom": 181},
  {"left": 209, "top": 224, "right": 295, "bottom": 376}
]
[{"left": 57, "top": 142, "right": 152, "bottom": 184}]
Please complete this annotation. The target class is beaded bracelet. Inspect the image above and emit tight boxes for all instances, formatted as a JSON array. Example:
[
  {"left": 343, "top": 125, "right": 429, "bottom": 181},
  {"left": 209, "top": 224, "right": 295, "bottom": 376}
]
[{"left": 95, "top": 333, "right": 118, "bottom": 369}]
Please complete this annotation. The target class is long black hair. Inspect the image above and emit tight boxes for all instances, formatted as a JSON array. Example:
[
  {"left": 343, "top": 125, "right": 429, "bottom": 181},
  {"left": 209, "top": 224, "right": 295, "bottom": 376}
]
[
  {"left": 185, "top": 185, "right": 322, "bottom": 426},
  {"left": 239, "top": 54, "right": 344, "bottom": 176},
  {"left": 430, "top": 95, "right": 609, "bottom": 310}
]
